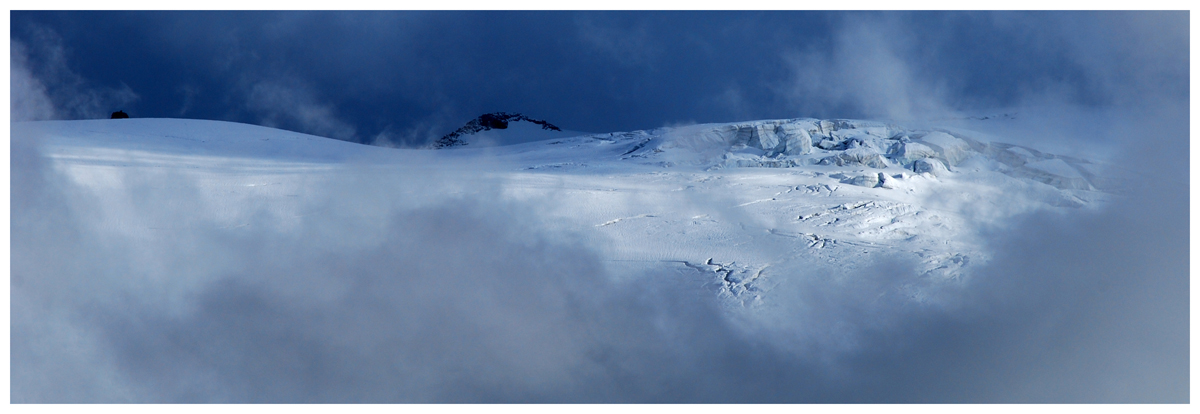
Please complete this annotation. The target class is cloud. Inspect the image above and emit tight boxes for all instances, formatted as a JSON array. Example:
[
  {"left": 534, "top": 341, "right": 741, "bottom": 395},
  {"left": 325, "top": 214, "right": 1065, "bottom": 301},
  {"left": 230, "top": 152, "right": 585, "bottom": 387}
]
[
  {"left": 246, "top": 78, "right": 358, "bottom": 141},
  {"left": 782, "top": 14, "right": 957, "bottom": 121},
  {"left": 996, "top": 11, "right": 1189, "bottom": 108},
  {"left": 10, "top": 40, "right": 57, "bottom": 121},
  {"left": 780, "top": 11, "right": 1189, "bottom": 124},
  {"left": 574, "top": 14, "right": 661, "bottom": 70},
  {"left": 176, "top": 84, "right": 200, "bottom": 116},
  {"left": 370, "top": 104, "right": 463, "bottom": 148},
  {"left": 9, "top": 11, "right": 1189, "bottom": 403},
  {"left": 11, "top": 103, "right": 1187, "bottom": 403},
  {"left": 11, "top": 11, "right": 1189, "bottom": 144},
  {"left": 844, "top": 104, "right": 1187, "bottom": 402},
  {"left": 9, "top": 25, "right": 139, "bottom": 121},
  {"left": 9, "top": 145, "right": 747, "bottom": 402}
]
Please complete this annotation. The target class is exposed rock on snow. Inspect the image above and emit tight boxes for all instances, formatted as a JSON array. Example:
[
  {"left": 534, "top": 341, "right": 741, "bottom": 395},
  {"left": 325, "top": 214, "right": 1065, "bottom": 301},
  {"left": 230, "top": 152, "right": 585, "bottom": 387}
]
[{"left": 434, "top": 112, "right": 562, "bottom": 148}]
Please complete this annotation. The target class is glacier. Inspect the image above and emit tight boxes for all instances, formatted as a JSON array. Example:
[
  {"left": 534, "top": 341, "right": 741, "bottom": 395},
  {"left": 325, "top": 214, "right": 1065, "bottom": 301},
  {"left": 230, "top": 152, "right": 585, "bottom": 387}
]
[
  {"left": 13, "top": 115, "right": 1174, "bottom": 403},
  {"left": 15, "top": 116, "right": 1115, "bottom": 307}
]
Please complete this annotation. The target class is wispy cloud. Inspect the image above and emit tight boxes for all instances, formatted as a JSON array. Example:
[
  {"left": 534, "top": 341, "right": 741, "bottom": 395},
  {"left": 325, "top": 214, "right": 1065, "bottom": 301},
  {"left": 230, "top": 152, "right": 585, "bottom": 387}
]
[
  {"left": 11, "top": 100, "right": 1187, "bottom": 402},
  {"left": 246, "top": 78, "right": 357, "bottom": 141},
  {"left": 783, "top": 14, "right": 955, "bottom": 121},
  {"left": 574, "top": 14, "right": 661, "bottom": 70},
  {"left": 9, "top": 11, "right": 1189, "bottom": 403},
  {"left": 10, "top": 40, "right": 58, "bottom": 121},
  {"left": 10, "top": 26, "right": 139, "bottom": 121}
]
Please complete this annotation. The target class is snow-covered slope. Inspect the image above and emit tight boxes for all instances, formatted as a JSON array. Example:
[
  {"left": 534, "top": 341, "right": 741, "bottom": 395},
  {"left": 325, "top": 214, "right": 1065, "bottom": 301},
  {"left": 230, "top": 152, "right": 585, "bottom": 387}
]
[{"left": 13, "top": 117, "right": 1114, "bottom": 309}]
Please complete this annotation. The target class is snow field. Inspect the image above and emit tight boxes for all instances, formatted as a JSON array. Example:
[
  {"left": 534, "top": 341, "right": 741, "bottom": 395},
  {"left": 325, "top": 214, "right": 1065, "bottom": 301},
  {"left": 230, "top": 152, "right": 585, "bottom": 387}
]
[{"left": 14, "top": 117, "right": 1113, "bottom": 315}]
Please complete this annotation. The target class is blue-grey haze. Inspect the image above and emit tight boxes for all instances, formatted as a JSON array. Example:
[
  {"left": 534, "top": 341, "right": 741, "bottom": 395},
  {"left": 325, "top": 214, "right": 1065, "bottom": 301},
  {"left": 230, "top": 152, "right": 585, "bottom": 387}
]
[{"left": 9, "top": 10, "right": 1189, "bottom": 403}]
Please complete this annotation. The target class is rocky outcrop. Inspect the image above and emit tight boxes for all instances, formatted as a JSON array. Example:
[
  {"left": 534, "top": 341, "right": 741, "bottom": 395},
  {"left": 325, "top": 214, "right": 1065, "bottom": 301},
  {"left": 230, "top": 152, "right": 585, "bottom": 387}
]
[{"left": 434, "top": 112, "right": 561, "bottom": 148}]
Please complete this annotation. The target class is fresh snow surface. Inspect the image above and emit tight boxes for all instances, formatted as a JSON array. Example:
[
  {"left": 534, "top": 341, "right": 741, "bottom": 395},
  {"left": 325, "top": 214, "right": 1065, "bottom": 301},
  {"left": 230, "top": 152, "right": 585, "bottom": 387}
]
[{"left": 14, "top": 117, "right": 1115, "bottom": 310}]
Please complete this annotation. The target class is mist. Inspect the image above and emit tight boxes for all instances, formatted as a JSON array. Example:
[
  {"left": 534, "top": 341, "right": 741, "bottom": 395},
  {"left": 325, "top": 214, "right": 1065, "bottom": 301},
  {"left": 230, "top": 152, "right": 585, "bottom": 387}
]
[
  {"left": 15, "top": 11, "right": 1185, "bottom": 146},
  {"left": 9, "top": 10, "right": 1188, "bottom": 403}
]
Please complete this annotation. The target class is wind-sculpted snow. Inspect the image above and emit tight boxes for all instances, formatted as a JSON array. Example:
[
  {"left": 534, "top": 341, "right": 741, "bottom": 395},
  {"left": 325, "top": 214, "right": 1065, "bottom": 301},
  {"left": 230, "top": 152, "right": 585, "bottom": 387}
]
[{"left": 10, "top": 115, "right": 1185, "bottom": 402}]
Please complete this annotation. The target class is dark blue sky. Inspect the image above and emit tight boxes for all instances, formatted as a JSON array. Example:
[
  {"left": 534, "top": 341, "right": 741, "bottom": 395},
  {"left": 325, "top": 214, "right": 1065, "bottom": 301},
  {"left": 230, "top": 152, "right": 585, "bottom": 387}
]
[{"left": 12, "top": 11, "right": 1187, "bottom": 146}]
